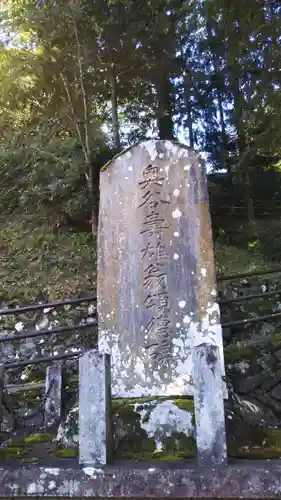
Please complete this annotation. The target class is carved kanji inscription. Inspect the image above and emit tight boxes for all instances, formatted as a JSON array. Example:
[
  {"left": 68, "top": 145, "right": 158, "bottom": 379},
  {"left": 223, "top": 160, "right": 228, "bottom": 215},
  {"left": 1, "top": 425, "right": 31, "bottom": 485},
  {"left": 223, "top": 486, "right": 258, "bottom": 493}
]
[{"left": 98, "top": 140, "right": 225, "bottom": 397}]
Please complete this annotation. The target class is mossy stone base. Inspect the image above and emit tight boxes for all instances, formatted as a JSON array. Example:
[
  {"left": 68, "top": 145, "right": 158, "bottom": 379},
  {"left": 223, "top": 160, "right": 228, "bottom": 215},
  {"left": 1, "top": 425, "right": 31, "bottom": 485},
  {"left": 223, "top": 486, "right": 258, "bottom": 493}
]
[
  {"left": 113, "top": 397, "right": 196, "bottom": 461},
  {"left": 2, "top": 397, "right": 281, "bottom": 462}
]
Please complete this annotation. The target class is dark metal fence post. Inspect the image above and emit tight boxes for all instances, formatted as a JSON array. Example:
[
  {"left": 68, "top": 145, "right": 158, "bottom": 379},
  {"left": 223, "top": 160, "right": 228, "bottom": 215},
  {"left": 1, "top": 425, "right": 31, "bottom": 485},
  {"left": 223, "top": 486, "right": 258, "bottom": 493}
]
[
  {"left": 79, "top": 350, "right": 112, "bottom": 466},
  {"left": 44, "top": 364, "right": 62, "bottom": 430},
  {"left": 0, "top": 365, "right": 4, "bottom": 431}
]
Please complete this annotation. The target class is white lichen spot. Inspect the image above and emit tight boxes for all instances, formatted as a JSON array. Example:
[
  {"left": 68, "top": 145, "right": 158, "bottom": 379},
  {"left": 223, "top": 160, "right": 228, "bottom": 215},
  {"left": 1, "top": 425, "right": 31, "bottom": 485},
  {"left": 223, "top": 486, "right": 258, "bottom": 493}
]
[
  {"left": 88, "top": 304, "right": 96, "bottom": 315},
  {"left": 211, "top": 289, "right": 217, "bottom": 297},
  {"left": 135, "top": 359, "right": 146, "bottom": 380},
  {"left": 201, "top": 268, "right": 207, "bottom": 277},
  {"left": 35, "top": 317, "right": 49, "bottom": 331},
  {"left": 172, "top": 208, "right": 182, "bottom": 219},
  {"left": 173, "top": 188, "right": 180, "bottom": 197},
  {"left": 183, "top": 315, "right": 190, "bottom": 325},
  {"left": 173, "top": 253, "right": 179, "bottom": 260},
  {"left": 125, "top": 151, "right": 132, "bottom": 158},
  {"left": 47, "top": 468, "right": 60, "bottom": 476},
  {"left": 234, "top": 361, "right": 250, "bottom": 374},
  {"left": 179, "top": 300, "right": 186, "bottom": 309},
  {"left": 144, "top": 141, "right": 158, "bottom": 161},
  {"left": 173, "top": 231, "right": 180, "bottom": 238},
  {"left": 184, "top": 164, "right": 191, "bottom": 171},
  {"left": 176, "top": 322, "right": 181, "bottom": 328},
  {"left": 49, "top": 481, "right": 56, "bottom": 490},
  {"left": 14, "top": 322, "right": 24, "bottom": 332},
  {"left": 27, "top": 483, "right": 44, "bottom": 495},
  {"left": 128, "top": 166, "right": 133, "bottom": 171},
  {"left": 83, "top": 467, "right": 104, "bottom": 477}
]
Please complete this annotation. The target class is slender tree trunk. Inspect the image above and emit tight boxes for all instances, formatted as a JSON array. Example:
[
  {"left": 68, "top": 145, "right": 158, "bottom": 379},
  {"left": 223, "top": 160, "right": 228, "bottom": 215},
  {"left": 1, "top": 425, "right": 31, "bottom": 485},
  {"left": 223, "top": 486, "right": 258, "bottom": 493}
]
[
  {"left": 184, "top": 72, "right": 194, "bottom": 148},
  {"left": 232, "top": 72, "right": 255, "bottom": 230},
  {"left": 83, "top": 158, "right": 97, "bottom": 241},
  {"left": 206, "top": 20, "right": 232, "bottom": 194},
  {"left": 109, "top": 63, "right": 121, "bottom": 151},
  {"left": 155, "top": 70, "right": 174, "bottom": 140},
  {"left": 217, "top": 90, "right": 233, "bottom": 195}
]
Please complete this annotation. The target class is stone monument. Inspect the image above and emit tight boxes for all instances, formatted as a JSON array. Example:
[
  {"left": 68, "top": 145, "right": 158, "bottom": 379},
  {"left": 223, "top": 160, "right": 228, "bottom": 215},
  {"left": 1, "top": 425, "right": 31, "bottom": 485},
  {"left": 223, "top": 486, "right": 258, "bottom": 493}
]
[
  {"left": 97, "top": 140, "right": 227, "bottom": 466},
  {"left": 98, "top": 141, "right": 224, "bottom": 392}
]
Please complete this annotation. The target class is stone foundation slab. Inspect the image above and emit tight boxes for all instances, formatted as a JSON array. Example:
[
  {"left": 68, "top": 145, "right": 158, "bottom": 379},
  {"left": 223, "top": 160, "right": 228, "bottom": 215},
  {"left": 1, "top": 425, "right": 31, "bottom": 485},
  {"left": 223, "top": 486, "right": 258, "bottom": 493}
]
[{"left": 1, "top": 461, "right": 281, "bottom": 497}]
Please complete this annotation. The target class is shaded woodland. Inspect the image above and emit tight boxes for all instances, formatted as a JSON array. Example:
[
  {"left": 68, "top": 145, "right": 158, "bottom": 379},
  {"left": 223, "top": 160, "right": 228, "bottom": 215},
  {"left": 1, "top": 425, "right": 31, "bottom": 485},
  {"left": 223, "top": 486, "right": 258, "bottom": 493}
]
[
  {"left": 2, "top": 0, "right": 281, "bottom": 464},
  {"left": 0, "top": 0, "right": 281, "bottom": 301}
]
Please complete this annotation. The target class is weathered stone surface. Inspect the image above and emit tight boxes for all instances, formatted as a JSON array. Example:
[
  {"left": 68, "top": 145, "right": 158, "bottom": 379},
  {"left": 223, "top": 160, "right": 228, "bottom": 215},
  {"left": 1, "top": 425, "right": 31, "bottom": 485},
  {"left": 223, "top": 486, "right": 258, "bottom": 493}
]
[
  {"left": 3, "top": 461, "right": 281, "bottom": 497},
  {"left": 79, "top": 350, "right": 112, "bottom": 466},
  {"left": 113, "top": 397, "right": 196, "bottom": 460},
  {"left": 98, "top": 140, "right": 225, "bottom": 398},
  {"left": 192, "top": 344, "right": 227, "bottom": 466}
]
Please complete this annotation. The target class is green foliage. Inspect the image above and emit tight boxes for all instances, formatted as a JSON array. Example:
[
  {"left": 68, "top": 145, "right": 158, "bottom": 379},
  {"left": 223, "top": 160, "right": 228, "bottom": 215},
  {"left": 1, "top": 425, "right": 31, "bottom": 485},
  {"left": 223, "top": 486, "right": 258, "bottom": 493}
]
[
  {"left": 214, "top": 239, "right": 269, "bottom": 276},
  {"left": 0, "top": 218, "right": 96, "bottom": 302},
  {"left": 255, "top": 220, "right": 281, "bottom": 262}
]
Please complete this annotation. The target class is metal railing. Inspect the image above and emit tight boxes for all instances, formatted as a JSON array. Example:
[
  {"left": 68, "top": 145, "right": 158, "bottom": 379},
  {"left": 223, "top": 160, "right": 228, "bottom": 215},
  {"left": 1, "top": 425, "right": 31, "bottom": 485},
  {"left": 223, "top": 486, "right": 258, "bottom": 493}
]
[
  {"left": 0, "top": 295, "right": 97, "bottom": 449},
  {"left": 217, "top": 267, "right": 281, "bottom": 328},
  {"left": 0, "top": 267, "right": 280, "bottom": 452},
  {"left": 0, "top": 295, "right": 97, "bottom": 368}
]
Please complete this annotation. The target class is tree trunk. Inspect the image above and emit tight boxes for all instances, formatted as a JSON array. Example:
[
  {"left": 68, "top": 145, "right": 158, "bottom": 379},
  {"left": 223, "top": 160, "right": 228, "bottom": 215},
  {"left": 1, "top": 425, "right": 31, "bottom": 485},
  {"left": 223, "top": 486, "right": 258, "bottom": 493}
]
[
  {"left": 206, "top": 19, "right": 232, "bottom": 194},
  {"left": 155, "top": 71, "right": 174, "bottom": 140},
  {"left": 84, "top": 159, "right": 98, "bottom": 242},
  {"left": 184, "top": 72, "right": 194, "bottom": 148},
  {"left": 231, "top": 72, "right": 255, "bottom": 231},
  {"left": 217, "top": 90, "right": 233, "bottom": 196},
  {"left": 109, "top": 63, "right": 121, "bottom": 151}
]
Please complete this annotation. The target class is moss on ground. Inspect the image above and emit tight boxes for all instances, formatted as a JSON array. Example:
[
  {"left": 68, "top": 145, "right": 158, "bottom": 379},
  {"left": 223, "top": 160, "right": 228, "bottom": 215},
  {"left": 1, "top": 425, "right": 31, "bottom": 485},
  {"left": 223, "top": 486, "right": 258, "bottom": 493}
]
[
  {"left": 52, "top": 448, "right": 78, "bottom": 458},
  {"left": 229, "top": 428, "right": 281, "bottom": 459},
  {"left": 24, "top": 433, "right": 54, "bottom": 444},
  {"left": 224, "top": 343, "right": 255, "bottom": 363}
]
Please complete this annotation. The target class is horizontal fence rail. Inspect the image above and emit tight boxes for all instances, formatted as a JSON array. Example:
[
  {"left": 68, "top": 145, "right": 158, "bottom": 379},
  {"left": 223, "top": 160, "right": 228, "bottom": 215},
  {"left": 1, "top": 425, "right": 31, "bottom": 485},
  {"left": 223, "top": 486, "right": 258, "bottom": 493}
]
[
  {"left": 0, "top": 267, "right": 280, "bottom": 465},
  {"left": 221, "top": 311, "right": 281, "bottom": 329},
  {"left": 218, "top": 288, "right": 281, "bottom": 305},
  {"left": 3, "top": 350, "right": 86, "bottom": 370},
  {"left": 217, "top": 267, "right": 281, "bottom": 281},
  {"left": 0, "top": 320, "right": 97, "bottom": 344},
  {"left": 0, "top": 295, "right": 96, "bottom": 316}
]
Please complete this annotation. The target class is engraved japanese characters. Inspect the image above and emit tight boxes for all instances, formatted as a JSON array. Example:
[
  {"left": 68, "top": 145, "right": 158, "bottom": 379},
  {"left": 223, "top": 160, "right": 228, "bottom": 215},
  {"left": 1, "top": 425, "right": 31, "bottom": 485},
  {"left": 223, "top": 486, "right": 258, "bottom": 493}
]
[{"left": 98, "top": 140, "right": 224, "bottom": 397}]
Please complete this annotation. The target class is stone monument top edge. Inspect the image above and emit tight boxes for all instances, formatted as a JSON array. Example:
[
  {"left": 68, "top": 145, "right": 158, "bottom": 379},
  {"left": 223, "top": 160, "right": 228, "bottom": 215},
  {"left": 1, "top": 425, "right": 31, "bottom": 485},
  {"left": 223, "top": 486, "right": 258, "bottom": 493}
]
[{"left": 100, "top": 139, "right": 202, "bottom": 173}]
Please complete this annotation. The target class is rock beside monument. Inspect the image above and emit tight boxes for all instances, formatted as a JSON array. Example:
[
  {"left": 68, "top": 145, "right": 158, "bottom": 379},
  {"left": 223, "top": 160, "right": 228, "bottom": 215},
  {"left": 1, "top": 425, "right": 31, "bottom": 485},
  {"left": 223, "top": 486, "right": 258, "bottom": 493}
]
[{"left": 56, "top": 397, "right": 196, "bottom": 461}]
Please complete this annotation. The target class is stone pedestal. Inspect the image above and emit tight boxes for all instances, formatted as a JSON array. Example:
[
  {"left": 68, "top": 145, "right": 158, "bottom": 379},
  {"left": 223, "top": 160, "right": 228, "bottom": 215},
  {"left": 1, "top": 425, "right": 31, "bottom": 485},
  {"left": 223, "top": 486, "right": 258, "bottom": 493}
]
[{"left": 79, "top": 350, "right": 112, "bottom": 466}]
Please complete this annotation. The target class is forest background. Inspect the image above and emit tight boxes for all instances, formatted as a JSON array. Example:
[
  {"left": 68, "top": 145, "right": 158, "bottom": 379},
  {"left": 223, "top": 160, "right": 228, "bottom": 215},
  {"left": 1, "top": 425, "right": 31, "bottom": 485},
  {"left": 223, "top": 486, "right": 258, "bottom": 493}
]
[{"left": 0, "top": 0, "right": 281, "bottom": 303}]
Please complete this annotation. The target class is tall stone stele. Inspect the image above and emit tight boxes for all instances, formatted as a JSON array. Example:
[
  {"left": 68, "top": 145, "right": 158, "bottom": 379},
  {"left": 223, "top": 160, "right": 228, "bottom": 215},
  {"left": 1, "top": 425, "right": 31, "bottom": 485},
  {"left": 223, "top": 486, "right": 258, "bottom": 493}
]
[{"left": 97, "top": 140, "right": 227, "bottom": 466}]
